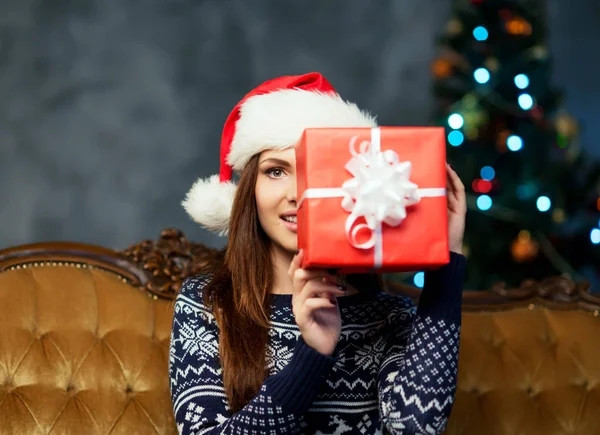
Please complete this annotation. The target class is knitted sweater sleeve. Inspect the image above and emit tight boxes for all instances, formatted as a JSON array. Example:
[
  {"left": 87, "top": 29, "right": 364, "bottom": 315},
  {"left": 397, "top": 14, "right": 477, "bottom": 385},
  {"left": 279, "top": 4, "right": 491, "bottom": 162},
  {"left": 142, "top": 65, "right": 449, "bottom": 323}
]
[
  {"left": 378, "top": 252, "right": 466, "bottom": 435},
  {"left": 168, "top": 276, "right": 336, "bottom": 435}
]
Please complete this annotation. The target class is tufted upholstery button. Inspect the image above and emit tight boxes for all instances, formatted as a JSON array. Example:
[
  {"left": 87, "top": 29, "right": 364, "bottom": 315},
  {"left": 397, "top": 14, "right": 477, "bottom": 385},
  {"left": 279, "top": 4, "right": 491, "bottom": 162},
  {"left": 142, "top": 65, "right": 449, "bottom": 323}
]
[{"left": 492, "top": 338, "right": 505, "bottom": 348}]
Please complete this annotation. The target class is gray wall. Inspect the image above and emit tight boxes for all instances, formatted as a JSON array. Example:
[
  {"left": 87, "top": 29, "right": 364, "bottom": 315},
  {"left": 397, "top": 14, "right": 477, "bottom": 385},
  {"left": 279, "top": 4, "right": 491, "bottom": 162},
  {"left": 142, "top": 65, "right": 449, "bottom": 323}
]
[{"left": 1, "top": 0, "right": 598, "bottom": 250}]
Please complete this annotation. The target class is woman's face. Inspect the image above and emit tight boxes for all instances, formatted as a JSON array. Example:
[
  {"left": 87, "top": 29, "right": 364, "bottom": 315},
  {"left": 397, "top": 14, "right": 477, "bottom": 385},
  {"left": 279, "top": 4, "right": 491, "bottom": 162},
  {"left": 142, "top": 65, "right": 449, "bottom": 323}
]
[{"left": 255, "top": 148, "right": 298, "bottom": 254}]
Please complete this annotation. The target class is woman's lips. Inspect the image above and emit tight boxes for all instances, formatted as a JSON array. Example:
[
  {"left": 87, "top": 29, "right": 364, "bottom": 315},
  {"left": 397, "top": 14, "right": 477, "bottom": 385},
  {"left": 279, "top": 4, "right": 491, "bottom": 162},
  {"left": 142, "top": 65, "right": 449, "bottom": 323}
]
[{"left": 280, "top": 214, "right": 297, "bottom": 232}]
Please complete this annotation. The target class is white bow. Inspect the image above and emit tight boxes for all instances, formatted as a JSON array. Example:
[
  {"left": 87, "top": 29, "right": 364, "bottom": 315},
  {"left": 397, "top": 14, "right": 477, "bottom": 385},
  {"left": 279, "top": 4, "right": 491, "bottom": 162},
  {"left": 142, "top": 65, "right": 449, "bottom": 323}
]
[{"left": 340, "top": 136, "right": 421, "bottom": 250}]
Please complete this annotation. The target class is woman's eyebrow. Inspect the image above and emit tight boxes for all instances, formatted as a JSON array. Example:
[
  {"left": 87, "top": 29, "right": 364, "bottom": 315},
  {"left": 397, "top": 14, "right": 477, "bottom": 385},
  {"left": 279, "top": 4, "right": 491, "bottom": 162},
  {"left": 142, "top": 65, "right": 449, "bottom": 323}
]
[{"left": 259, "top": 158, "right": 292, "bottom": 167}]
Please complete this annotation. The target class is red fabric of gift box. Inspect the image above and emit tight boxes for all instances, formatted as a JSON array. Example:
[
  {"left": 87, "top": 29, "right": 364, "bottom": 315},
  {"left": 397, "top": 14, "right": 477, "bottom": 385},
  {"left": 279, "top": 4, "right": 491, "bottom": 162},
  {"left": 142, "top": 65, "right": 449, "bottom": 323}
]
[{"left": 296, "top": 127, "right": 449, "bottom": 273}]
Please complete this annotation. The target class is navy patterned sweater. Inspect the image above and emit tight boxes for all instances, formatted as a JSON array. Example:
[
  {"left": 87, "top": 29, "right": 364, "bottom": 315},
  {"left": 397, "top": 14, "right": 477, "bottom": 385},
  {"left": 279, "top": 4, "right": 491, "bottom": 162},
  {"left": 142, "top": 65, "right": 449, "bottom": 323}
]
[{"left": 169, "top": 253, "right": 465, "bottom": 434}]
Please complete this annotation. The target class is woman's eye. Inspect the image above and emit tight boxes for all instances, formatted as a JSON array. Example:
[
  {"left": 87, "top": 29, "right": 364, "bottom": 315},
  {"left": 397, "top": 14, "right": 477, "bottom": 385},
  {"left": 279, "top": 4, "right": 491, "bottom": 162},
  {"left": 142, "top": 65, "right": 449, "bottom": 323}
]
[{"left": 266, "top": 168, "right": 285, "bottom": 178}]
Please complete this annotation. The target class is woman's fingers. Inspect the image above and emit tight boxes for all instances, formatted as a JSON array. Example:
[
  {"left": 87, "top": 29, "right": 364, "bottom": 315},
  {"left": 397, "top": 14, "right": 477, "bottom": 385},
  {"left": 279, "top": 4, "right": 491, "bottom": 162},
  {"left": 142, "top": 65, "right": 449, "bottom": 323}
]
[
  {"left": 290, "top": 258, "right": 340, "bottom": 293},
  {"left": 446, "top": 164, "right": 466, "bottom": 213},
  {"left": 289, "top": 250, "right": 346, "bottom": 317},
  {"left": 288, "top": 250, "right": 304, "bottom": 282},
  {"left": 305, "top": 280, "right": 347, "bottom": 299},
  {"left": 302, "top": 297, "right": 338, "bottom": 312},
  {"left": 447, "top": 164, "right": 465, "bottom": 194},
  {"left": 289, "top": 251, "right": 333, "bottom": 286},
  {"left": 293, "top": 268, "right": 335, "bottom": 284},
  {"left": 295, "top": 279, "right": 346, "bottom": 305}
]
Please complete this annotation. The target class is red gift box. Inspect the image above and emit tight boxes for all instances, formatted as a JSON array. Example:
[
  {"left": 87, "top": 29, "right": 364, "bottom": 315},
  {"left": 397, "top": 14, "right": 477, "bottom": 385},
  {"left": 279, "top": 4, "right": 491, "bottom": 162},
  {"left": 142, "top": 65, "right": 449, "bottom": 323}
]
[{"left": 295, "top": 127, "right": 449, "bottom": 273}]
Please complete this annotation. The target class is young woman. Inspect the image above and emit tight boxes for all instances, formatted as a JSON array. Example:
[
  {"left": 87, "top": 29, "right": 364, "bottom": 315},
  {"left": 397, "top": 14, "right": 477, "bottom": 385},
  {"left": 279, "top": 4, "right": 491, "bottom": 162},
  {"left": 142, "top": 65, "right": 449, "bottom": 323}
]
[{"left": 169, "top": 72, "right": 466, "bottom": 434}]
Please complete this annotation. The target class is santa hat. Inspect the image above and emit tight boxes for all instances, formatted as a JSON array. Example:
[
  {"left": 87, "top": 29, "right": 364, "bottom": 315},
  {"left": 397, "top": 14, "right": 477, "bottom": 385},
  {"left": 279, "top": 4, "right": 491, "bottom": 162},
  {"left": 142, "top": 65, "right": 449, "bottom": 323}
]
[{"left": 182, "top": 72, "right": 378, "bottom": 236}]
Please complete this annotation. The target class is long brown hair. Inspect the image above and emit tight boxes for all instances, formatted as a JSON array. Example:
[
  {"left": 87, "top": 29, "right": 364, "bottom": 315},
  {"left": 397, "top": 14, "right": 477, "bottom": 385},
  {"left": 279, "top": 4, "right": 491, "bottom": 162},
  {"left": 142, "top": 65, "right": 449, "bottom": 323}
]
[
  {"left": 203, "top": 154, "right": 273, "bottom": 412},
  {"left": 203, "top": 154, "right": 384, "bottom": 413}
]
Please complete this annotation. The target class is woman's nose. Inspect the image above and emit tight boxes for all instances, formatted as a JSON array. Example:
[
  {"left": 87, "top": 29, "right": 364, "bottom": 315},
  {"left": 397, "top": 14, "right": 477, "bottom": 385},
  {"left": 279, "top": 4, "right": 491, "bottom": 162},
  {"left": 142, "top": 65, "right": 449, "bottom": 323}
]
[{"left": 287, "top": 176, "right": 297, "bottom": 203}]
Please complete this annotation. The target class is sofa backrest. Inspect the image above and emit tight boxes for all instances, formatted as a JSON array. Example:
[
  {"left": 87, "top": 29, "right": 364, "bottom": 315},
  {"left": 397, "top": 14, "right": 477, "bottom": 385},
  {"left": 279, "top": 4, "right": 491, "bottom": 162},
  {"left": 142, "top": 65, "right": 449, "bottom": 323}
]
[
  {"left": 0, "top": 229, "right": 219, "bottom": 435},
  {"left": 388, "top": 276, "right": 600, "bottom": 435}
]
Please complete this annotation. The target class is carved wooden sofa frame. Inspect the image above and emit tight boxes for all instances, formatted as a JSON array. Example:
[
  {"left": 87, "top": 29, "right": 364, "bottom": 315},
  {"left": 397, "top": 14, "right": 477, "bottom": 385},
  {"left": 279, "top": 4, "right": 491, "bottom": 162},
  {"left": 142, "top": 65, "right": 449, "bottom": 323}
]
[{"left": 1, "top": 228, "right": 597, "bottom": 312}]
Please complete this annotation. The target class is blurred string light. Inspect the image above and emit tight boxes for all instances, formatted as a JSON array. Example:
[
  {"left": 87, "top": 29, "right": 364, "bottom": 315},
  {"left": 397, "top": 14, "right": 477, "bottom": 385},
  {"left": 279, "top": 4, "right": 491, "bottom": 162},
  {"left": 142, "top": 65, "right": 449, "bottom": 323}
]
[
  {"left": 474, "top": 67, "right": 490, "bottom": 84},
  {"left": 477, "top": 194, "right": 493, "bottom": 211},
  {"left": 591, "top": 219, "right": 600, "bottom": 245},
  {"left": 432, "top": 58, "right": 453, "bottom": 78},
  {"left": 473, "top": 26, "right": 488, "bottom": 41},
  {"left": 536, "top": 196, "right": 551, "bottom": 212},
  {"left": 472, "top": 179, "right": 492, "bottom": 193},
  {"left": 514, "top": 74, "right": 529, "bottom": 89},
  {"left": 591, "top": 228, "right": 600, "bottom": 245},
  {"left": 518, "top": 93, "right": 534, "bottom": 110},
  {"left": 511, "top": 230, "right": 539, "bottom": 262},
  {"left": 507, "top": 134, "right": 523, "bottom": 151},
  {"left": 448, "top": 113, "right": 464, "bottom": 129},
  {"left": 448, "top": 130, "right": 464, "bottom": 146},
  {"left": 505, "top": 17, "right": 532, "bottom": 36},
  {"left": 481, "top": 166, "right": 495, "bottom": 180},
  {"left": 413, "top": 272, "right": 425, "bottom": 288}
]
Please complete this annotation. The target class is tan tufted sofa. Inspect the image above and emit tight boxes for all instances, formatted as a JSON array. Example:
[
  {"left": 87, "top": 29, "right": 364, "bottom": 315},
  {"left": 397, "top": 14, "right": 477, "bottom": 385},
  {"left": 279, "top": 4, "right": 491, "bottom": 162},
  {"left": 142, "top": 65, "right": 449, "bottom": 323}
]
[{"left": 1, "top": 229, "right": 598, "bottom": 435}]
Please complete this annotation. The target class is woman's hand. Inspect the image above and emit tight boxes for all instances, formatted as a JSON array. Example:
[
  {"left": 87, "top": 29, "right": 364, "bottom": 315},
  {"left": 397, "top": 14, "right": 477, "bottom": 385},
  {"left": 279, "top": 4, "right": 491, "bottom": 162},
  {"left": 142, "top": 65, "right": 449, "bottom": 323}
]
[
  {"left": 288, "top": 250, "right": 344, "bottom": 356},
  {"left": 446, "top": 163, "right": 466, "bottom": 254}
]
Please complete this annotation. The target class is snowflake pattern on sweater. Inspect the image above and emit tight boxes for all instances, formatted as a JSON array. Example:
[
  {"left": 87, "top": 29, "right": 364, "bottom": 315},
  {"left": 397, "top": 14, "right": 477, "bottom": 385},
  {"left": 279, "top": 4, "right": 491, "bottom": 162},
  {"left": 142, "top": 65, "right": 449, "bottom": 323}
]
[{"left": 169, "top": 253, "right": 465, "bottom": 434}]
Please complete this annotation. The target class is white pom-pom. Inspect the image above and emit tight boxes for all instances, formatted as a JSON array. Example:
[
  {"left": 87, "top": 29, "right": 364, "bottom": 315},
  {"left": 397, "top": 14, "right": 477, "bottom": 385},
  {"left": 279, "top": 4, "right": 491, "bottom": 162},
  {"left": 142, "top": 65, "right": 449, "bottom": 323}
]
[{"left": 182, "top": 174, "right": 237, "bottom": 236}]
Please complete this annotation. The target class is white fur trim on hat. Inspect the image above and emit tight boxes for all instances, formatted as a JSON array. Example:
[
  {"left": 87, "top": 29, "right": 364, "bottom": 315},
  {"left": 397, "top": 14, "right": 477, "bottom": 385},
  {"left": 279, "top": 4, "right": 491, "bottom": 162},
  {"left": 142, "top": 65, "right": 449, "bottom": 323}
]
[
  {"left": 182, "top": 174, "right": 237, "bottom": 236},
  {"left": 227, "top": 89, "right": 377, "bottom": 172}
]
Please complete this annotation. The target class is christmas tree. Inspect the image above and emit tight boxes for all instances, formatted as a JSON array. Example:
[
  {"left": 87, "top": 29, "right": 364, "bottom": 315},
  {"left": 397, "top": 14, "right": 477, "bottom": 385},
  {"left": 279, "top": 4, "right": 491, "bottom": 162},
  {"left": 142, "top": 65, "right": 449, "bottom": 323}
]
[{"left": 420, "top": 0, "right": 600, "bottom": 290}]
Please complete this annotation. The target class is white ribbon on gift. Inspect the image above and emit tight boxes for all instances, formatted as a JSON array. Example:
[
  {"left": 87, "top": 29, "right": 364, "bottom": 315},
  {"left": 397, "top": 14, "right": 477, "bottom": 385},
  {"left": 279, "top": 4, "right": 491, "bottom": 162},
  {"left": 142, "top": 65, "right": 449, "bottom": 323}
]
[{"left": 298, "top": 128, "right": 446, "bottom": 268}]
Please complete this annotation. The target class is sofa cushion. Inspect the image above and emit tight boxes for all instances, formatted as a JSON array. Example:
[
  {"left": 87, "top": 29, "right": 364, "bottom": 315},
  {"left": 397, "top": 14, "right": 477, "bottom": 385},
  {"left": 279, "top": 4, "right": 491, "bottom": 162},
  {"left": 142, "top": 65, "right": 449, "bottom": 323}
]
[
  {"left": 448, "top": 307, "right": 600, "bottom": 435},
  {"left": 0, "top": 262, "right": 176, "bottom": 435}
]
